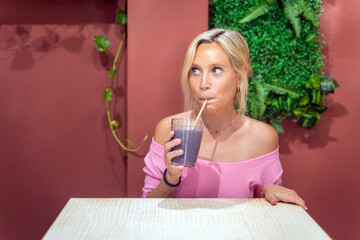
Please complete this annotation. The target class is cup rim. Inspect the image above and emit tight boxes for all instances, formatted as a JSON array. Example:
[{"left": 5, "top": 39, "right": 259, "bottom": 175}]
[{"left": 171, "top": 118, "right": 203, "bottom": 128}]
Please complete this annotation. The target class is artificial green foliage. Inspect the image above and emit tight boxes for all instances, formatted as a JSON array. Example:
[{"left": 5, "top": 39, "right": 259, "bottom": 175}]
[
  {"left": 239, "top": 0, "right": 277, "bottom": 24},
  {"left": 238, "top": 0, "right": 319, "bottom": 37},
  {"left": 210, "top": 0, "right": 338, "bottom": 131},
  {"left": 247, "top": 77, "right": 300, "bottom": 120},
  {"left": 292, "top": 76, "right": 338, "bottom": 128}
]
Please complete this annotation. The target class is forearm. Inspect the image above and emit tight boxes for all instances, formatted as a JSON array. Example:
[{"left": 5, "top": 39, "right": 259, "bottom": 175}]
[
  {"left": 145, "top": 179, "right": 177, "bottom": 198},
  {"left": 146, "top": 170, "right": 181, "bottom": 198}
]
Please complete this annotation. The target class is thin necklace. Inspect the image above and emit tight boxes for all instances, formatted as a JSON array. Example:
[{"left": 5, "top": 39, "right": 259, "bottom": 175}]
[{"left": 204, "top": 115, "right": 238, "bottom": 134}]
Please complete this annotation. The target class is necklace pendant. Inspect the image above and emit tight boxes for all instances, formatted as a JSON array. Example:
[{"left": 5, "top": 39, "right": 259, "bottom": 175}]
[{"left": 205, "top": 115, "right": 237, "bottom": 134}]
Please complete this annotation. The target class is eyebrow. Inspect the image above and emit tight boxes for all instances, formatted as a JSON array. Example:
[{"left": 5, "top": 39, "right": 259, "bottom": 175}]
[{"left": 191, "top": 63, "right": 227, "bottom": 68}]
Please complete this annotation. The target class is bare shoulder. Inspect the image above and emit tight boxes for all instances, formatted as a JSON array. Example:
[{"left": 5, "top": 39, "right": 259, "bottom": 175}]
[
  {"left": 243, "top": 116, "right": 279, "bottom": 154},
  {"left": 154, "top": 111, "right": 191, "bottom": 146}
]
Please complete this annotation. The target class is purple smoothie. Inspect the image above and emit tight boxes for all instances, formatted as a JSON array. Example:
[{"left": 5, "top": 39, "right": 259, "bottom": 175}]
[{"left": 171, "top": 129, "right": 203, "bottom": 167}]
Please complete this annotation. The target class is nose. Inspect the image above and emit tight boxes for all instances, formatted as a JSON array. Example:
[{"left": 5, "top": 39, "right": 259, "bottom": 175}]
[{"left": 200, "top": 72, "right": 211, "bottom": 90}]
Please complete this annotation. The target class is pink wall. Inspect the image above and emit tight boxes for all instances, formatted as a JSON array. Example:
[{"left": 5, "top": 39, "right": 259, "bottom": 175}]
[
  {"left": 0, "top": 1, "right": 128, "bottom": 239},
  {"left": 279, "top": 1, "right": 360, "bottom": 239},
  {"left": 126, "top": 0, "right": 209, "bottom": 197}
]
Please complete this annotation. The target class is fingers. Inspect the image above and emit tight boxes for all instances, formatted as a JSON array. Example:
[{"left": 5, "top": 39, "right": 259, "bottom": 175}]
[
  {"left": 165, "top": 149, "right": 183, "bottom": 164},
  {"left": 164, "top": 130, "right": 175, "bottom": 143},
  {"left": 265, "top": 185, "right": 308, "bottom": 210},
  {"left": 281, "top": 192, "right": 307, "bottom": 210},
  {"left": 265, "top": 192, "right": 279, "bottom": 205},
  {"left": 164, "top": 131, "right": 183, "bottom": 165},
  {"left": 165, "top": 138, "right": 182, "bottom": 156},
  {"left": 163, "top": 131, "right": 184, "bottom": 180},
  {"left": 164, "top": 131, "right": 181, "bottom": 156},
  {"left": 270, "top": 196, "right": 280, "bottom": 205}
]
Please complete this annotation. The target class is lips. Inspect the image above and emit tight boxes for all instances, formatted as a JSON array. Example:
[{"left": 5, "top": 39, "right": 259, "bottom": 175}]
[{"left": 199, "top": 97, "right": 214, "bottom": 101}]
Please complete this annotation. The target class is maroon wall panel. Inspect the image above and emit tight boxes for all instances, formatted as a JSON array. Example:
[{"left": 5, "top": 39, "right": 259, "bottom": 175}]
[
  {"left": 0, "top": 0, "right": 117, "bottom": 24},
  {"left": 0, "top": 1, "right": 128, "bottom": 239}
]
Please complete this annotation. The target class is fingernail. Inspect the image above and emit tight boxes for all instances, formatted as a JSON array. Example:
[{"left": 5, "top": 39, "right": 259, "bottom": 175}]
[{"left": 179, "top": 166, "right": 184, "bottom": 169}]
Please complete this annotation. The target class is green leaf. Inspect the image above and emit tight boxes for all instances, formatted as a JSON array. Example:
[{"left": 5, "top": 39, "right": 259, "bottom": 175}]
[
  {"left": 300, "top": 108, "right": 321, "bottom": 128},
  {"left": 298, "top": 94, "right": 310, "bottom": 106},
  {"left": 271, "top": 98, "right": 279, "bottom": 109},
  {"left": 271, "top": 120, "right": 285, "bottom": 134},
  {"left": 209, "top": 0, "right": 217, "bottom": 7},
  {"left": 315, "top": 111, "right": 321, "bottom": 123},
  {"left": 248, "top": 78, "right": 270, "bottom": 119},
  {"left": 316, "top": 90, "right": 322, "bottom": 104},
  {"left": 300, "top": 116, "right": 313, "bottom": 128},
  {"left": 125, "top": 138, "right": 133, "bottom": 147},
  {"left": 292, "top": 107, "right": 304, "bottom": 116},
  {"left": 308, "top": 76, "right": 321, "bottom": 89},
  {"left": 321, "top": 76, "right": 339, "bottom": 93},
  {"left": 107, "top": 70, "right": 117, "bottom": 77},
  {"left": 313, "top": 104, "right": 327, "bottom": 113},
  {"left": 116, "top": 10, "right": 127, "bottom": 25},
  {"left": 308, "top": 109, "right": 321, "bottom": 123},
  {"left": 286, "top": 97, "right": 292, "bottom": 109},
  {"left": 298, "top": 0, "right": 319, "bottom": 27},
  {"left": 94, "top": 35, "right": 110, "bottom": 52},
  {"left": 282, "top": 0, "right": 301, "bottom": 37},
  {"left": 311, "top": 89, "right": 322, "bottom": 104},
  {"left": 104, "top": 88, "right": 113, "bottom": 101},
  {"left": 300, "top": 117, "right": 314, "bottom": 128},
  {"left": 278, "top": 96, "right": 283, "bottom": 107},
  {"left": 238, "top": 0, "right": 277, "bottom": 24},
  {"left": 143, "top": 134, "right": 149, "bottom": 141},
  {"left": 264, "top": 79, "right": 300, "bottom": 98},
  {"left": 111, "top": 120, "right": 119, "bottom": 128},
  {"left": 305, "top": 33, "right": 317, "bottom": 43}
]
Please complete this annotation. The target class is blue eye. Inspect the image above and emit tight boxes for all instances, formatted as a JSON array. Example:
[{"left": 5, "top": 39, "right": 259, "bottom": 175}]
[
  {"left": 191, "top": 67, "right": 200, "bottom": 75},
  {"left": 213, "top": 67, "right": 222, "bottom": 74}
]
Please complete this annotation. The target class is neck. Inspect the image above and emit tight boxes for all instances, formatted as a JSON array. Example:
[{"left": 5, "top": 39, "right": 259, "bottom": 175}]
[{"left": 199, "top": 107, "right": 239, "bottom": 132}]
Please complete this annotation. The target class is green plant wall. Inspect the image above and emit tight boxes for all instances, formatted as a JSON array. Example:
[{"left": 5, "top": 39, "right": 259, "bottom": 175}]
[{"left": 209, "top": 0, "right": 338, "bottom": 132}]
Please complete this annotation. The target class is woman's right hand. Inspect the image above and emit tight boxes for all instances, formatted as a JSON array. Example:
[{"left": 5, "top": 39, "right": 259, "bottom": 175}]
[{"left": 163, "top": 131, "right": 184, "bottom": 185}]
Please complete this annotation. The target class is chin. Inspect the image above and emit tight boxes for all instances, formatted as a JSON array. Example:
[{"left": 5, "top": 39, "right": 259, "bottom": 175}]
[{"left": 202, "top": 106, "right": 217, "bottom": 115}]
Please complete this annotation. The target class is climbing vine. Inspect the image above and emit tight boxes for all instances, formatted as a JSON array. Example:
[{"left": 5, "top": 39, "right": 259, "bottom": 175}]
[{"left": 93, "top": 1, "right": 147, "bottom": 151}]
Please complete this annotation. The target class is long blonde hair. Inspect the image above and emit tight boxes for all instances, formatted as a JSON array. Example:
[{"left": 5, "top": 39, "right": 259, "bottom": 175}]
[{"left": 181, "top": 28, "right": 252, "bottom": 113}]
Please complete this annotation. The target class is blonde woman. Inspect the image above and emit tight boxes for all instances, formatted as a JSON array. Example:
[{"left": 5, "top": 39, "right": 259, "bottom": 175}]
[{"left": 142, "top": 29, "right": 306, "bottom": 209}]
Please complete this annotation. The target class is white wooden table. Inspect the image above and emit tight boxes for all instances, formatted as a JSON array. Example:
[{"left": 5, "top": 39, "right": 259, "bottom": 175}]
[{"left": 42, "top": 198, "right": 330, "bottom": 240}]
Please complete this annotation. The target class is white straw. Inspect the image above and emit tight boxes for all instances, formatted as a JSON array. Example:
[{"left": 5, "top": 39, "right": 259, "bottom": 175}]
[{"left": 193, "top": 100, "right": 207, "bottom": 128}]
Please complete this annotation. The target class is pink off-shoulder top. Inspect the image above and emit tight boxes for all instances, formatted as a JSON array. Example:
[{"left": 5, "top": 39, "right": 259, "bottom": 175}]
[{"left": 142, "top": 138, "right": 283, "bottom": 198}]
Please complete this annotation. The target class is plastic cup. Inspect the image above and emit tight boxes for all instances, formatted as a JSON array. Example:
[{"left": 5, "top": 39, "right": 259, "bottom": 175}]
[{"left": 171, "top": 118, "right": 203, "bottom": 167}]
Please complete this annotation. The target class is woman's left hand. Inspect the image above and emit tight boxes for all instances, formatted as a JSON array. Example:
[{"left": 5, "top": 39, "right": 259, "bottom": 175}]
[{"left": 264, "top": 184, "right": 307, "bottom": 210}]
